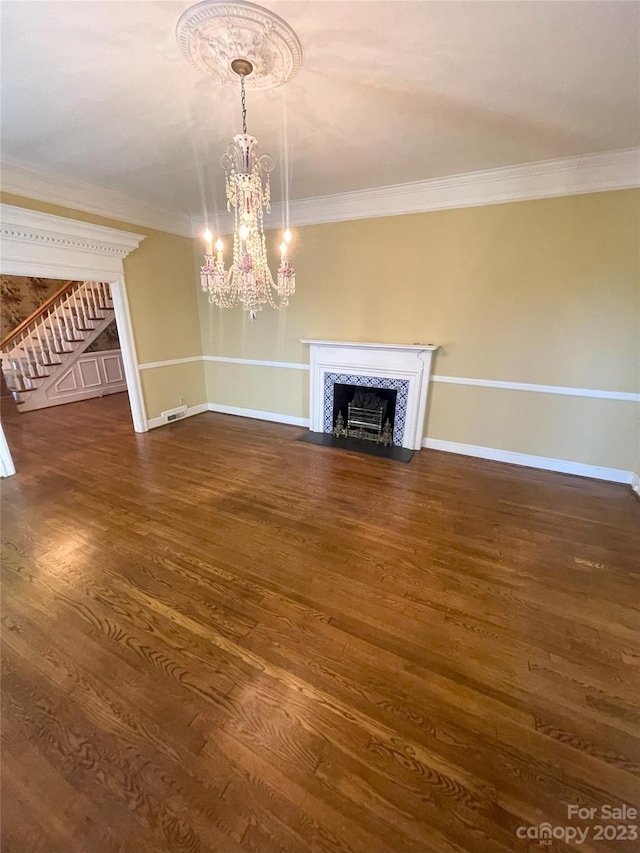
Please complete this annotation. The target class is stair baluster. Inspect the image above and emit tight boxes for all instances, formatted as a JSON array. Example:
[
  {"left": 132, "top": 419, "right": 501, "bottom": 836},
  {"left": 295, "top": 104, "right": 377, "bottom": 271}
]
[
  {"left": 52, "top": 305, "right": 68, "bottom": 349},
  {"left": 91, "top": 284, "right": 104, "bottom": 318},
  {"left": 34, "top": 325, "right": 49, "bottom": 367},
  {"left": 46, "top": 308, "right": 63, "bottom": 355},
  {"left": 76, "top": 290, "right": 92, "bottom": 330}
]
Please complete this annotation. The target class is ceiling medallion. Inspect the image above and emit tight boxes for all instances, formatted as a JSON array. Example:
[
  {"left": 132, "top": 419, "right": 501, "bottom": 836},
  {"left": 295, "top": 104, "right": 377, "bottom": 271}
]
[{"left": 176, "top": 0, "right": 302, "bottom": 90}]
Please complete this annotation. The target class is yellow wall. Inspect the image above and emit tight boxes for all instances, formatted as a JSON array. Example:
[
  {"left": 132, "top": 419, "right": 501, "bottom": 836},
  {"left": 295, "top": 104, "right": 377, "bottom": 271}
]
[
  {"left": 205, "top": 361, "right": 309, "bottom": 419},
  {"left": 140, "top": 362, "right": 206, "bottom": 419},
  {"left": 1, "top": 193, "right": 206, "bottom": 420},
  {"left": 197, "top": 190, "right": 639, "bottom": 473}
]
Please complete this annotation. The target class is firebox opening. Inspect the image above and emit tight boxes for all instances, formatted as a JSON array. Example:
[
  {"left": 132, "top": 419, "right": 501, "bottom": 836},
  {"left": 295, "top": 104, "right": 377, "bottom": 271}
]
[{"left": 332, "top": 383, "right": 398, "bottom": 446}]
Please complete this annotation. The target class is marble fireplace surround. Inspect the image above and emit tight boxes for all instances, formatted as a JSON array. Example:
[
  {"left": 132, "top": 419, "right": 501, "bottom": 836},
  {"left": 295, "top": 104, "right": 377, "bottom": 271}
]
[{"left": 301, "top": 340, "right": 439, "bottom": 450}]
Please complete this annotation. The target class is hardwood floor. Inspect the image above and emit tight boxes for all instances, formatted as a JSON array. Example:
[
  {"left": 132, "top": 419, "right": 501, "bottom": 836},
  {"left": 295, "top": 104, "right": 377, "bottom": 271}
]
[{"left": 1, "top": 393, "right": 639, "bottom": 853}]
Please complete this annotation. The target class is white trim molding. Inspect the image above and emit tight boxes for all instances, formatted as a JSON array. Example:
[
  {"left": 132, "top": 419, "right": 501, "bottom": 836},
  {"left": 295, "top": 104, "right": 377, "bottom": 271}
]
[
  {"left": 147, "top": 402, "right": 209, "bottom": 430},
  {"left": 139, "top": 355, "right": 203, "bottom": 371},
  {"left": 432, "top": 375, "right": 639, "bottom": 402},
  {"left": 208, "top": 403, "right": 309, "bottom": 427},
  {"left": 1, "top": 159, "right": 192, "bottom": 237},
  {"left": 423, "top": 438, "right": 633, "bottom": 485},
  {"left": 632, "top": 473, "right": 640, "bottom": 499},
  {"left": 140, "top": 355, "right": 310, "bottom": 371},
  {"left": 0, "top": 425, "right": 16, "bottom": 477},
  {"left": 0, "top": 203, "right": 148, "bottom": 435},
  {"left": 148, "top": 401, "right": 309, "bottom": 429},
  {"left": 0, "top": 204, "right": 145, "bottom": 278},
  {"left": 203, "top": 355, "right": 310, "bottom": 370},
  {"left": 193, "top": 147, "right": 640, "bottom": 234}
]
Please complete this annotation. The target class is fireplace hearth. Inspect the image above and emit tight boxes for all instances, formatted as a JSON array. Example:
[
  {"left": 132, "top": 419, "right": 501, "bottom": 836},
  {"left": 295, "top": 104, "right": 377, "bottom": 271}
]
[{"left": 297, "top": 430, "right": 416, "bottom": 463}]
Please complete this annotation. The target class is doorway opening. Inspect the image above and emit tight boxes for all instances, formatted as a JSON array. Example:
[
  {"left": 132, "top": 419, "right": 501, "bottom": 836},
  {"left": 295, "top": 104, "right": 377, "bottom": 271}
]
[
  {"left": 0, "top": 203, "right": 147, "bottom": 476},
  {"left": 1, "top": 277, "right": 127, "bottom": 414}
]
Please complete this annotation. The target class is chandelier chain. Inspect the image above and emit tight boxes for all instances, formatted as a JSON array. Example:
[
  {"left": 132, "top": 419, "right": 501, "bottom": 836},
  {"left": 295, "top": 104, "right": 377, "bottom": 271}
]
[{"left": 240, "top": 75, "right": 247, "bottom": 134}]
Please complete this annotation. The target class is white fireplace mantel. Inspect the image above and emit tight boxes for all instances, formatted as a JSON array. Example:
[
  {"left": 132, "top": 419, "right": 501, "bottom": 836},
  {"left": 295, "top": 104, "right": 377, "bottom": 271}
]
[{"left": 301, "top": 340, "right": 439, "bottom": 450}]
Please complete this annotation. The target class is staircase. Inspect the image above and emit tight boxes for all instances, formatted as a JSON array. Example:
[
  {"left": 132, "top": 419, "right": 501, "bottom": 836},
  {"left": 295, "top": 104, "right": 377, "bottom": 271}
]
[{"left": 1, "top": 280, "right": 118, "bottom": 412}]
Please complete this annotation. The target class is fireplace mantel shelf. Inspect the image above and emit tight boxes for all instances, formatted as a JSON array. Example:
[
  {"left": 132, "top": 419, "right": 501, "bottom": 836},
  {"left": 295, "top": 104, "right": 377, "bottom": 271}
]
[{"left": 301, "top": 340, "right": 438, "bottom": 352}]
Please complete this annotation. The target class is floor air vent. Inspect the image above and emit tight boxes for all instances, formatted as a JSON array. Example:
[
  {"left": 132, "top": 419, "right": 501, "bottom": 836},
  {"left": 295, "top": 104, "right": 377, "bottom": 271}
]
[{"left": 161, "top": 405, "right": 188, "bottom": 424}]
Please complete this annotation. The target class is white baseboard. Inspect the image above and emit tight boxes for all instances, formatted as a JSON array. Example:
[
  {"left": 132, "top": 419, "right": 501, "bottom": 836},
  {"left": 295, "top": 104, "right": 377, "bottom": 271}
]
[
  {"left": 208, "top": 403, "right": 309, "bottom": 427},
  {"left": 147, "top": 402, "right": 208, "bottom": 430},
  {"left": 632, "top": 473, "right": 640, "bottom": 498},
  {"left": 423, "top": 438, "right": 633, "bottom": 484}
]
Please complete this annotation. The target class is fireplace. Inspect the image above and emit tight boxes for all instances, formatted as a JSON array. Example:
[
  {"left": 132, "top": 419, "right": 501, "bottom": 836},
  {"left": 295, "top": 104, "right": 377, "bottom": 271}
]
[
  {"left": 326, "top": 373, "right": 408, "bottom": 446},
  {"left": 302, "top": 340, "right": 438, "bottom": 451},
  {"left": 333, "top": 384, "right": 397, "bottom": 444}
]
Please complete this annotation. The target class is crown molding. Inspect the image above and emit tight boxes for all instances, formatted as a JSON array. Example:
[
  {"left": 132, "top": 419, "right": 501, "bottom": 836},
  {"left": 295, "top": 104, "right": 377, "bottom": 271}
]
[
  {"left": 2, "top": 147, "right": 637, "bottom": 240},
  {"left": 192, "top": 147, "right": 640, "bottom": 235},
  {"left": 277, "top": 147, "right": 640, "bottom": 229},
  {"left": 0, "top": 159, "right": 192, "bottom": 237}
]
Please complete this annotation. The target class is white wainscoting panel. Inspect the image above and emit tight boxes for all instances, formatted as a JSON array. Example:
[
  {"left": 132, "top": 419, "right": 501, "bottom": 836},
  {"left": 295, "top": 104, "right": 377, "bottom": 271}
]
[
  {"left": 19, "top": 350, "right": 128, "bottom": 412},
  {"left": 103, "top": 354, "right": 125, "bottom": 383},
  {"left": 78, "top": 358, "right": 102, "bottom": 389}
]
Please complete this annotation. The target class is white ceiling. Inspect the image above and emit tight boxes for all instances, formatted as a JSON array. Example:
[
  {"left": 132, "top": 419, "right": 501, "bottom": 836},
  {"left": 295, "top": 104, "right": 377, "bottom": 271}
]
[{"left": 1, "top": 0, "right": 639, "bottom": 222}]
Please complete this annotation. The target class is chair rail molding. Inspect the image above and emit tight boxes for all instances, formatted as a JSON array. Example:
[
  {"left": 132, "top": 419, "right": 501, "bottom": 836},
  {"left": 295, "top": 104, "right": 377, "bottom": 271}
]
[{"left": 0, "top": 203, "right": 148, "bottom": 436}]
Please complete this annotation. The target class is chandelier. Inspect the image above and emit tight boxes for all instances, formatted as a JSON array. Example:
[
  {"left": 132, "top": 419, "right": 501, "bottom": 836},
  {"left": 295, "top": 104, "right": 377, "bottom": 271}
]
[{"left": 200, "top": 59, "right": 294, "bottom": 321}]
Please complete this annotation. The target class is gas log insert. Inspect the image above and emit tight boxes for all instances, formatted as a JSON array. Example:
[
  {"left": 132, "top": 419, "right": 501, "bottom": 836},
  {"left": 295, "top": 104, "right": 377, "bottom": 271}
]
[{"left": 332, "top": 384, "right": 396, "bottom": 446}]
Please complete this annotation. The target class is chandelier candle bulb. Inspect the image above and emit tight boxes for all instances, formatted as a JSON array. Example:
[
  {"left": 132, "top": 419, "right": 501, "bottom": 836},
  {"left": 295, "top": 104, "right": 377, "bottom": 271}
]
[
  {"left": 203, "top": 228, "right": 213, "bottom": 256},
  {"left": 215, "top": 239, "right": 224, "bottom": 262}
]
